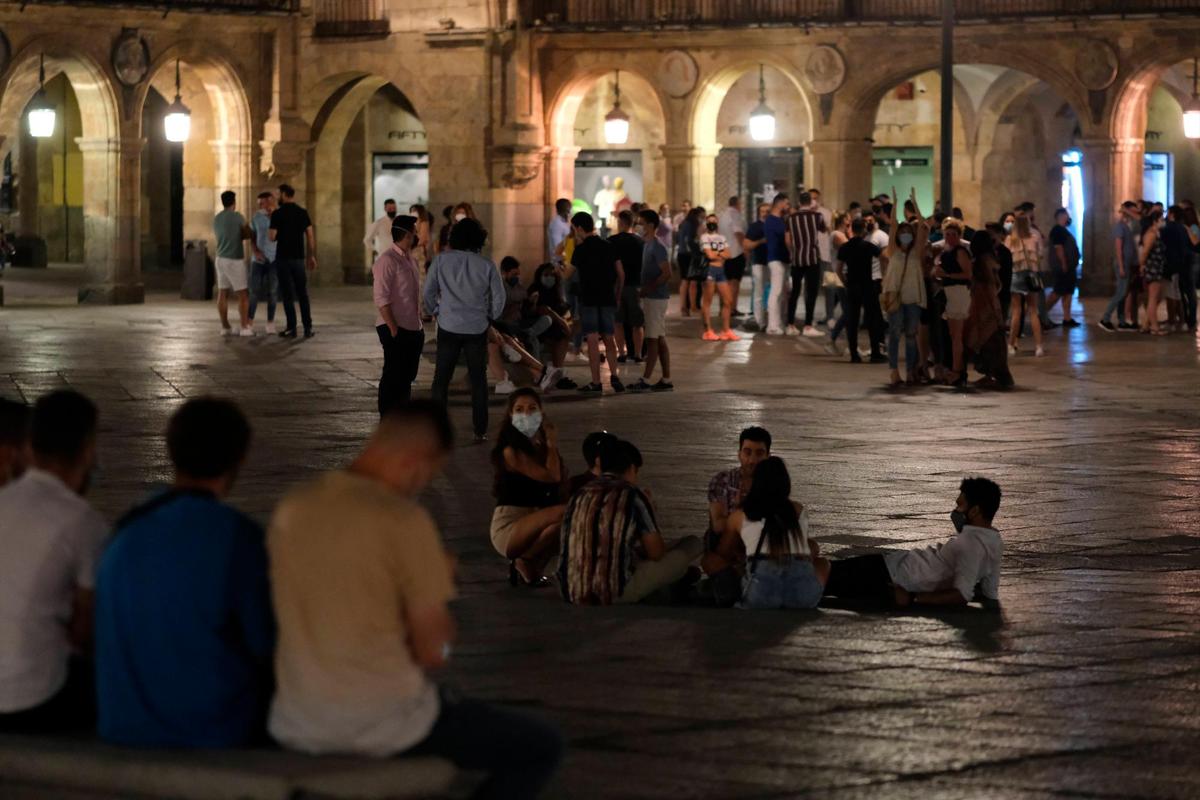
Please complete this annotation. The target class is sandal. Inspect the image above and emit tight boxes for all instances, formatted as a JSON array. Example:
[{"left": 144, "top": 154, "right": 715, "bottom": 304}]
[{"left": 509, "top": 560, "right": 552, "bottom": 588}]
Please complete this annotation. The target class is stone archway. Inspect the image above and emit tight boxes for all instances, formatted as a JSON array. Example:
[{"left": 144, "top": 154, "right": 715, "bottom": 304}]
[{"left": 0, "top": 44, "right": 126, "bottom": 302}]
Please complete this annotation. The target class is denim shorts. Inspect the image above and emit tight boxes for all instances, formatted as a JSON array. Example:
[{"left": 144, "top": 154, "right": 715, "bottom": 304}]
[
  {"left": 706, "top": 266, "right": 727, "bottom": 284},
  {"left": 739, "top": 558, "right": 824, "bottom": 609},
  {"left": 579, "top": 305, "right": 616, "bottom": 336}
]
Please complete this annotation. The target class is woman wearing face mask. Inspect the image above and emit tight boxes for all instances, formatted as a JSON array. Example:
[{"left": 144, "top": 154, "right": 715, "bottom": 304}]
[
  {"left": 1005, "top": 212, "right": 1045, "bottom": 357},
  {"left": 698, "top": 213, "right": 739, "bottom": 341},
  {"left": 527, "top": 263, "right": 578, "bottom": 391},
  {"left": 880, "top": 189, "right": 929, "bottom": 387},
  {"left": 993, "top": 214, "right": 1015, "bottom": 323},
  {"left": 931, "top": 218, "right": 974, "bottom": 386},
  {"left": 489, "top": 389, "right": 567, "bottom": 587}
]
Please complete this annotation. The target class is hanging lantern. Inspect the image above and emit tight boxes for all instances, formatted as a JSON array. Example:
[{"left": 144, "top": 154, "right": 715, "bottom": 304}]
[
  {"left": 603, "top": 70, "right": 630, "bottom": 145},
  {"left": 1185, "top": 58, "right": 1200, "bottom": 140},
  {"left": 748, "top": 64, "right": 776, "bottom": 142},
  {"left": 27, "top": 54, "right": 56, "bottom": 139},
  {"left": 163, "top": 59, "right": 191, "bottom": 143}
]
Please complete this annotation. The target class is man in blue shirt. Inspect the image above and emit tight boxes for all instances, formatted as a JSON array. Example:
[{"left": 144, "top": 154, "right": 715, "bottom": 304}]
[
  {"left": 423, "top": 217, "right": 506, "bottom": 441},
  {"left": 96, "top": 398, "right": 274, "bottom": 748},
  {"left": 764, "top": 193, "right": 791, "bottom": 335},
  {"left": 249, "top": 191, "right": 279, "bottom": 335}
]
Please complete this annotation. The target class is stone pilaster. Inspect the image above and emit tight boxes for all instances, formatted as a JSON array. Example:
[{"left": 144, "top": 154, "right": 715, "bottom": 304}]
[
  {"left": 661, "top": 144, "right": 721, "bottom": 212},
  {"left": 75, "top": 135, "right": 144, "bottom": 305},
  {"left": 1076, "top": 136, "right": 1143, "bottom": 296},
  {"left": 804, "top": 138, "right": 873, "bottom": 212}
]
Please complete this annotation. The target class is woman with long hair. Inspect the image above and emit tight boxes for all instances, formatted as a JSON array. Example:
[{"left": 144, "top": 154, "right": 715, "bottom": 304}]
[
  {"left": 709, "top": 457, "right": 828, "bottom": 609},
  {"left": 489, "top": 389, "right": 567, "bottom": 586},
  {"left": 698, "top": 212, "right": 739, "bottom": 341},
  {"left": 966, "top": 232, "right": 1014, "bottom": 388},
  {"left": 1006, "top": 212, "right": 1045, "bottom": 357},
  {"left": 677, "top": 206, "right": 706, "bottom": 317},
  {"left": 825, "top": 211, "right": 852, "bottom": 354},
  {"left": 881, "top": 189, "right": 928, "bottom": 386},
  {"left": 1139, "top": 210, "right": 1167, "bottom": 335},
  {"left": 933, "top": 218, "right": 974, "bottom": 386}
]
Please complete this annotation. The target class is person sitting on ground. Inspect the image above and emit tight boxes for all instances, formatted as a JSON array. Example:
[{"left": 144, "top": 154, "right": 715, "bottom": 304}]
[
  {"left": 567, "top": 430, "right": 619, "bottom": 495},
  {"left": 268, "top": 402, "right": 563, "bottom": 795},
  {"left": 490, "top": 389, "right": 568, "bottom": 587},
  {"left": 706, "top": 426, "right": 772, "bottom": 552},
  {"left": 487, "top": 324, "right": 546, "bottom": 396},
  {"left": 95, "top": 398, "right": 274, "bottom": 747},
  {"left": 822, "top": 477, "right": 1003, "bottom": 609},
  {"left": 0, "top": 397, "right": 31, "bottom": 488},
  {"left": 495, "top": 256, "right": 553, "bottom": 362},
  {"left": 705, "top": 457, "right": 830, "bottom": 610},
  {"left": 558, "top": 439, "right": 703, "bottom": 605},
  {"left": 0, "top": 390, "right": 106, "bottom": 733},
  {"left": 527, "top": 262, "right": 577, "bottom": 391}
]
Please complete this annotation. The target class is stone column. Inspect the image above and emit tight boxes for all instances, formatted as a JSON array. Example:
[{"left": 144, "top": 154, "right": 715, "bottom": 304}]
[
  {"left": 661, "top": 144, "right": 720, "bottom": 211},
  {"left": 76, "top": 135, "right": 143, "bottom": 304},
  {"left": 17, "top": 132, "right": 39, "bottom": 237},
  {"left": 1077, "top": 136, "right": 1142, "bottom": 296},
  {"left": 804, "top": 138, "right": 873, "bottom": 212},
  {"left": 543, "top": 145, "right": 580, "bottom": 209}
]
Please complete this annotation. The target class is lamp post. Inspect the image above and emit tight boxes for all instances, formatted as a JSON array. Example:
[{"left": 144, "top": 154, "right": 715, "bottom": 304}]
[
  {"left": 1184, "top": 57, "right": 1200, "bottom": 139},
  {"left": 939, "top": 0, "right": 954, "bottom": 214},
  {"left": 27, "top": 54, "right": 56, "bottom": 139},
  {"left": 603, "top": 70, "right": 630, "bottom": 145},
  {"left": 749, "top": 64, "right": 776, "bottom": 142},
  {"left": 163, "top": 59, "right": 191, "bottom": 143}
]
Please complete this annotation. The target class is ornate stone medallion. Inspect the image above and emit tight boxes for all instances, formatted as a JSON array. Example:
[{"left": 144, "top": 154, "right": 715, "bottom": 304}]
[
  {"left": 1076, "top": 40, "right": 1119, "bottom": 91},
  {"left": 805, "top": 45, "right": 846, "bottom": 95},
  {"left": 112, "top": 30, "right": 150, "bottom": 88},
  {"left": 659, "top": 50, "right": 698, "bottom": 98}
]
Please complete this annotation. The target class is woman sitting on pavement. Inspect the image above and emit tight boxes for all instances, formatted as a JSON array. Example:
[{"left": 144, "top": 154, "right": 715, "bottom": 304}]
[
  {"left": 705, "top": 457, "right": 829, "bottom": 610},
  {"left": 527, "top": 262, "right": 578, "bottom": 391},
  {"left": 489, "top": 389, "right": 567, "bottom": 586}
]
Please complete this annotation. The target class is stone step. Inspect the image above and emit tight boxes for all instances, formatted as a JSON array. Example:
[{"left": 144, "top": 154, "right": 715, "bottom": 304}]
[{"left": 0, "top": 734, "right": 458, "bottom": 800}]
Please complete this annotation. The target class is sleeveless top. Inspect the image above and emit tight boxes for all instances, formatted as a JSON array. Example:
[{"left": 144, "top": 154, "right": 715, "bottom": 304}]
[
  {"left": 496, "top": 470, "right": 561, "bottom": 509},
  {"left": 1143, "top": 237, "right": 1166, "bottom": 282},
  {"left": 740, "top": 508, "right": 812, "bottom": 560},
  {"left": 940, "top": 245, "right": 969, "bottom": 287}
]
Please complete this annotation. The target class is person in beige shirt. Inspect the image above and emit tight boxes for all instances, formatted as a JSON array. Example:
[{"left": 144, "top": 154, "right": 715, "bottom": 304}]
[{"left": 267, "top": 402, "right": 562, "bottom": 799}]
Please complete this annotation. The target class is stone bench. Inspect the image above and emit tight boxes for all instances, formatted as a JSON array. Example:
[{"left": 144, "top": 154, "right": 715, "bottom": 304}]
[{"left": 0, "top": 734, "right": 460, "bottom": 799}]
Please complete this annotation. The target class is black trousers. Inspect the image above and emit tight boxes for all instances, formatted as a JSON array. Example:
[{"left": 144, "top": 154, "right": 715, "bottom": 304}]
[
  {"left": 824, "top": 554, "right": 894, "bottom": 603},
  {"left": 376, "top": 325, "right": 425, "bottom": 417},
  {"left": 787, "top": 263, "right": 822, "bottom": 327},
  {"left": 276, "top": 258, "right": 313, "bottom": 333},
  {"left": 0, "top": 657, "right": 94, "bottom": 735},
  {"left": 1179, "top": 261, "right": 1197, "bottom": 330},
  {"left": 430, "top": 328, "right": 489, "bottom": 437},
  {"left": 409, "top": 688, "right": 564, "bottom": 800},
  {"left": 845, "top": 279, "right": 884, "bottom": 356}
]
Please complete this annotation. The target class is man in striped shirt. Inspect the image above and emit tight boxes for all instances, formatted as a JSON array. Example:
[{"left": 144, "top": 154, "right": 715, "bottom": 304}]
[{"left": 784, "top": 191, "right": 828, "bottom": 337}]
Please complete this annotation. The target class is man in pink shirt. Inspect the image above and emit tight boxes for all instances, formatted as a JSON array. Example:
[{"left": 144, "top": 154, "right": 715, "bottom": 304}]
[{"left": 373, "top": 215, "right": 424, "bottom": 416}]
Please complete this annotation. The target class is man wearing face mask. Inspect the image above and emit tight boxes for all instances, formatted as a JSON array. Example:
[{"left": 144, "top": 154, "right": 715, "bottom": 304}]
[
  {"left": 364, "top": 199, "right": 398, "bottom": 261},
  {"left": 822, "top": 478, "right": 1003, "bottom": 609},
  {"left": 372, "top": 215, "right": 425, "bottom": 417}
]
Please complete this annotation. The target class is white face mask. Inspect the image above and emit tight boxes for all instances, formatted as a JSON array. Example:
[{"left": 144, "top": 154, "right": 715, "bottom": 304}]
[
  {"left": 454, "top": 213, "right": 467, "bottom": 222},
  {"left": 898, "top": 232, "right": 914, "bottom": 248},
  {"left": 511, "top": 411, "right": 543, "bottom": 439},
  {"left": 1003, "top": 221, "right": 1013, "bottom": 233}
]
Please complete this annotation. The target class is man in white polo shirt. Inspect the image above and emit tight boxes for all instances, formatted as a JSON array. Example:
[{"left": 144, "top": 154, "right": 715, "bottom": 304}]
[
  {"left": 823, "top": 477, "right": 1003, "bottom": 608},
  {"left": 0, "top": 390, "right": 107, "bottom": 733},
  {"left": 213, "top": 190, "right": 254, "bottom": 337}
]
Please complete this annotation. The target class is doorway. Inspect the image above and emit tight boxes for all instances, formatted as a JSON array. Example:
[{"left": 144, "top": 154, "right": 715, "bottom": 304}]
[{"left": 1061, "top": 148, "right": 1084, "bottom": 271}]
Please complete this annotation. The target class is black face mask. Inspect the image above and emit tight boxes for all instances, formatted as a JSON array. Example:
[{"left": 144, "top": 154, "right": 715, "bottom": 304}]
[
  {"left": 706, "top": 222, "right": 718, "bottom": 232},
  {"left": 386, "top": 210, "right": 397, "bottom": 219},
  {"left": 950, "top": 509, "right": 968, "bottom": 533}
]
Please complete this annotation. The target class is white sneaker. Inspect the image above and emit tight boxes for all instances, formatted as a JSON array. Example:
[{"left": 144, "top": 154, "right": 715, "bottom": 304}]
[
  {"left": 239, "top": 327, "right": 254, "bottom": 337},
  {"left": 220, "top": 327, "right": 233, "bottom": 337},
  {"left": 539, "top": 367, "right": 562, "bottom": 392},
  {"left": 1035, "top": 346, "right": 1046, "bottom": 358},
  {"left": 494, "top": 379, "right": 516, "bottom": 395},
  {"left": 265, "top": 322, "right": 276, "bottom": 335},
  {"left": 802, "top": 325, "right": 824, "bottom": 338},
  {"left": 1007, "top": 345, "right": 1018, "bottom": 356},
  {"left": 765, "top": 327, "right": 785, "bottom": 336},
  {"left": 502, "top": 345, "right": 522, "bottom": 363},
  {"left": 785, "top": 325, "right": 800, "bottom": 336}
]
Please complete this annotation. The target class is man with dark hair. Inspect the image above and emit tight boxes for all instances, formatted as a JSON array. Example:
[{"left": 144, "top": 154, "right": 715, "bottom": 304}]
[
  {"left": 570, "top": 211, "right": 626, "bottom": 394},
  {"left": 1163, "top": 205, "right": 1196, "bottom": 331},
  {"left": 785, "top": 190, "right": 828, "bottom": 337},
  {"left": 269, "top": 183, "right": 317, "bottom": 338},
  {"left": 764, "top": 193, "right": 791, "bottom": 334},
  {"left": 630, "top": 208, "right": 674, "bottom": 392},
  {"left": 836, "top": 217, "right": 886, "bottom": 363},
  {"left": 548, "top": 198, "right": 572, "bottom": 264},
  {"left": 609, "top": 209, "right": 645, "bottom": 364},
  {"left": 424, "top": 217, "right": 505, "bottom": 441},
  {"left": 249, "top": 190, "right": 279, "bottom": 335},
  {"left": 213, "top": 189, "right": 254, "bottom": 337},
  {"left": 560, "top": 438, "right": 701, "bottom": 605},
  {"left": 269, "top": 402, "right": 563, "bottom": 795},
  {"left": 1101, "top": 201, "right": 1141, "bottom": 332},
  {"left": 95, "top": 398, "right": 273, "bottom": 747},
  {"left": 706, "top": 427, "right": 772, "bottom": 552},
  {"left": 823, "top": 478, "right": 1003, "bottom": 608},
  {"left": 1046, "top": 208, "right": 1081, "bottom": 328},
  {"left": 0, "top": 397, "right": 30, "bottom": 488},
  {"left": 364, "top": 198, "right": 398, "bottom": 260},
  {"left": 373, "top": 215, "right": 425, "bottom": 416},
  {"left": 568, "top": 430, "right": 619, "bottom": 495},
  {"left": 0, "top": 390, "right": 105, "bottom": 733}
]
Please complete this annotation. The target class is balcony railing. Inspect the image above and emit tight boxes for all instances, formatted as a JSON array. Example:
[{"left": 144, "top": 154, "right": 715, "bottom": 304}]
[
  {"left": 527, "top": 0, "right": 1200, "bottom": 28},
  {"left": 314, "top": 0, "right": 389, "bottom": 37},
  {"left": 8, "top": 0, "right": 297, "bottom": 12}
]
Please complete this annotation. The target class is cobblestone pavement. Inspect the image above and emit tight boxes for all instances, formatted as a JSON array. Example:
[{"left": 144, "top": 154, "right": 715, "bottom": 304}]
[{"left": 2, "top": 273, "right": 1200, "bottom": 799}]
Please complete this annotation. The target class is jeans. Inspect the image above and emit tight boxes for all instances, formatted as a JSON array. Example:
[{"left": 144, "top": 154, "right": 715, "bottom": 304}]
[
  {"left": 787, "top": 263, "right": 822, "bottom": 328},
  {"left": 822, "top": 261, "right": 844, "bottom": 324},
  {"left": 409, "top": 687, "right": 564, "bottom": 800},
  {"left": 430, "top": 328, "right": 489, "bottom": 437},
  {"left": 276, "top": 258, "right": 312, "bottom": 333},
  {"left": 248, "top": 260, "right": 278, "bottom": 323},
  {"left": 888, "top": 303, "right": 922, "bottom": 371},
  {"left": 844, "top": 278, "right": 884, "bottom": 356},
  {"left": 751, "top": 262, "right": 768, "bottom": 326},
  {"left": 740, "top": 558, "right": 824, "bottom": 610},
  {"left": 766, "top": 261, "right": 788, "bottom": 332},
  {"left": 1100, "top": 264, "right": 1130, "bottom": 325},
  {"left": 376, "top": 325, "right": 425, "bottom": 417}
]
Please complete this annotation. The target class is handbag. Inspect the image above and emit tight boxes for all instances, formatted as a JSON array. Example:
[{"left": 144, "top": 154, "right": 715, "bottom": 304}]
[
  {"left": 822, "top": 269, "right": 843, "bottom": 289},
  {"left": 1017, "top": 239, "right": 1044, "bottom": 290}
]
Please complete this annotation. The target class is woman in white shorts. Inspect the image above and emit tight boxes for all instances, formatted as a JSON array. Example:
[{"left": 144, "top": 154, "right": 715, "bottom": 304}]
[{"left": 933, "top": 218, "right": 974, "bottom": 387}]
